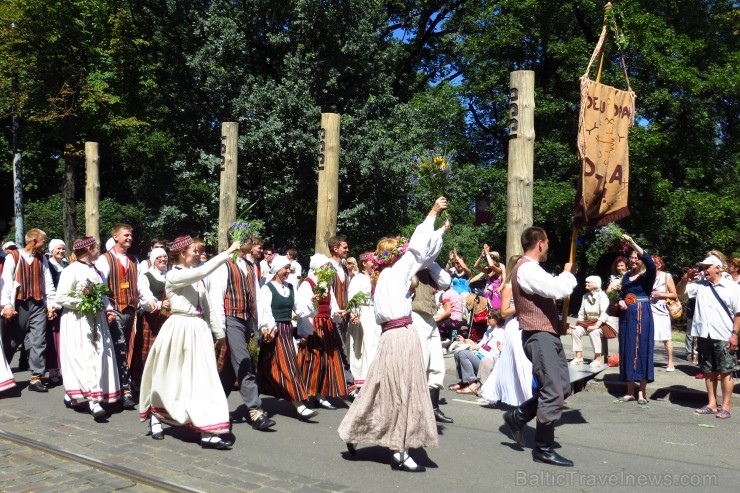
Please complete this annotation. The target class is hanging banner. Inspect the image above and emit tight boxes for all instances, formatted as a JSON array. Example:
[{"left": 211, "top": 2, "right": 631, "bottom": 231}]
[{"left": 574, "top": 23, "right": 635, "bottom": 227}]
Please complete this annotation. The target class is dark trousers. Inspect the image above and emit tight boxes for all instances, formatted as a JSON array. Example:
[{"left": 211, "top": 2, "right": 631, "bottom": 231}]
[
  {"left": 333, "top": 318, "right": 354, "bottom": 386},
  {"left": 1, "top": 315, "right": 24, "bottom": 364},
  {"left": 517, "top": 330, "right": 571, "bottom": 442},
  {"left": 220, "top": 315, "right": 261, "bottom": 410},
  {"left": 108, "top": 306, "right": 136, "bottom": 390},
  {"left": 18, "top": 299, "right": 48, "bottom": 376}
]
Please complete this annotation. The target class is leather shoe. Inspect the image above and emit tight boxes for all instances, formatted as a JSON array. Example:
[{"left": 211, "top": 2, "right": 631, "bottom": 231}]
[
  {"left": 315, "top": 398, "right": 337, "bottom": 410},
  {"left": 503, "top": 410, "right": 525, "bottom": 446},
  {"left": 200, "top": 437, "right": 232, "bottom": 450},
  {"left": 532, "top": 445, "right": 574, "bottom": 467},
  {"left": 434, "top": 408, "right": 454, "bottom": 424},
  {"left": 346, "top": 443, "right": 357, "bottom": 456},
  {"left": 28, "top": 380, "right": 48, "bottom": 393},
  {"left": 122, "top": 394, "right": 136, "bottom": 410},
  {"left": 391, "top": 455, "right": 426, "bottom": 473},
  {"left": 251, "top": 413, "right": 276, "bottom": 431}
]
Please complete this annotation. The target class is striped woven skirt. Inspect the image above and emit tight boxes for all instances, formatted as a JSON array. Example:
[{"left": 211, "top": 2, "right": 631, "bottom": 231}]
[
  {"left": 298, "top": 316, "right": 347, "bottom": 398},
  {"left": 257, "top": 321, "right": 309, "bottom": 402}
]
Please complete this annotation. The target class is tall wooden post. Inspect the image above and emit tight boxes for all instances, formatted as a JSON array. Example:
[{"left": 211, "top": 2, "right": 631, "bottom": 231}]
[
  {"left": 314, "top": 113, "right": 340, "bottom": 256},
  {"left": 506, "top": 70, "right": 535, "bottom": 260},
  {"left": 218, "top": 122, "right": 238, "bottom": 251},
  {"left": 84, "top": 142, "right": 100, "bottom": 245}
]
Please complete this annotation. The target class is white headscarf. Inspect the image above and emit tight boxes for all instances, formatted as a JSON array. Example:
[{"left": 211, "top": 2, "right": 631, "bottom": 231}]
[
  {"left": 269, "top": 255, "right": 291, "bottom": 280},
  {"left": 149, "top": 248, "right": 168, "bottom": 269},
  {"left": 105, "top": 237, "right": 115, "bottom": 252},
  {"left": 309, "top": 253, "right": 331, "bottom": 271},
  {"left": 48, "top": 239, "right": 65, "bottom": 254}
]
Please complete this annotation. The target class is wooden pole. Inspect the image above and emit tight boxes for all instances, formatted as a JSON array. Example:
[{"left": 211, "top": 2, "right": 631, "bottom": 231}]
[
  {"left": 314, "top": 113, "right": 340, "bottom": 256},
  {"left": 218, "top": 122, "right": 238, "bottom": 252},
  {"left": 84, "top": 142, "right": 100, "bottom": 245},
  {"left": 506, "top": 71, "right": 535, "bottom": 261}
]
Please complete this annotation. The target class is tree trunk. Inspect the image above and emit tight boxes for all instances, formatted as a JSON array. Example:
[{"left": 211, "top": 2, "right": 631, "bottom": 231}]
[{"left": 62, "top": 118, "right": 78, "bottom": 247}]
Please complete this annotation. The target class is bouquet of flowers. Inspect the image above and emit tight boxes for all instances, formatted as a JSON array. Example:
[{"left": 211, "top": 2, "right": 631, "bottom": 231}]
[
  {"left": 607, "top": 289, "right": 621, "bottom": 303},
  {"left": 70, "top": 280, "right": 109, "bottom": 316},
  {"left": 410, "top": 148, "right": 456, "bottom": 213},
  {"left": 230, "top": 219, "right": 264, "bottom": 261},
  {"left": 345, "top": 291, "right": 371, "bottom": 312},
  {"left": 585, "top": 223, "right": 630, "bottom": 268},
  {"left": 312, "top": 265, "right": 336, "bottom": 310}
]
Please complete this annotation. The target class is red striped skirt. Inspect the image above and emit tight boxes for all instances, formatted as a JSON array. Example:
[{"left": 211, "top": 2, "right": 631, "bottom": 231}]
[
  {"left": 257, "top": 321, "right": 308, "bottom": 402},
  {"left": 298, "top": 316, "right": 347, "bottom": 398}
]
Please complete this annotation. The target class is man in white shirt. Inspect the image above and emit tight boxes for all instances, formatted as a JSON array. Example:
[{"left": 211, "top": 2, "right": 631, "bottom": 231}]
[
  {"left": 286, "top": 248, "right": 302, "bottom": 288},
  {"left": 678, "top": 255, "right": 740, "bottom": 419}
]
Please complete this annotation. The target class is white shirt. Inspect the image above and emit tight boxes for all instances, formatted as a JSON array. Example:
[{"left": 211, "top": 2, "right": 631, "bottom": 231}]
[
  {"left": 329, "top": 258, "right": 346, "bottom": 283},
  {"left": 686, "top": 278, "right": 740, "bottom": 340},
  {"left": 373, "top": 215, "right": 446, "bottom": 325},
  {"left": 516, "top": 257, "right": 577, "bottom": 300},
  {"left": 1, "top": 249, "right": 58, "bottom": 309}
]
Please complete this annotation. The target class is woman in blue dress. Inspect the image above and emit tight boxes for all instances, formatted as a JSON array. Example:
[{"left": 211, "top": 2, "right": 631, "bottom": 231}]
[{"left": 617, "top": 235, "right": 657, "bottom": 404}]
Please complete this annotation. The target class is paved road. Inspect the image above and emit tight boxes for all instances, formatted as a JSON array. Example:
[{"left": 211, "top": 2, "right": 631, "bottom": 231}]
[{"left": 1, "top": 334, "right": 737, "bottom": 492}]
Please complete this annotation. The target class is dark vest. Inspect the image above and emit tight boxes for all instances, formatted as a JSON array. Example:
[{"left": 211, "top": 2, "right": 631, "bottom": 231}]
[
  {"left": 266, "top": 282, "right": 294, "bottom": 322},
  {"left": 144, "top": 271, "right": 166, "bottom": 300}
]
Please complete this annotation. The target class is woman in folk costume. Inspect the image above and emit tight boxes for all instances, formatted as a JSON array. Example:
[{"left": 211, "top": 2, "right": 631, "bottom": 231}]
[
  {"left": 131, "top": 248, "right": 169, "bottom": 388},
  {"left": 56, "top": 236, "right": 121, "bottom": 418},
  {"left": 297, "top": 253, "right": 348, "bottom": 409},
  {"left": 338, "top": 197, "right": 449, "bottom": 473},
  {"left": 46, "top": 239, "right": 67, "bottom": 386},
  {"left": 138, "top": 236, "right": 240, "bottom": 450},
  {"left": 345, "top": 252, "right": 381, "bottom": 398},
  {"left": 257, "top": 255, "right": 318, "bottom": 420}
]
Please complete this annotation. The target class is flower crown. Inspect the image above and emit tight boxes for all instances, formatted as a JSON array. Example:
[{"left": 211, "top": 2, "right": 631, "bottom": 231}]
[{"left": 376, "top": 237, "right": 409, "bottom": 266}]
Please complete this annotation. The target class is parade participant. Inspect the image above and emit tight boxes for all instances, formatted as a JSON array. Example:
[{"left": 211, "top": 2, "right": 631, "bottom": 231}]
[
  {"left": 502, "top": 227, "right": 577, "bottom": 467},
  {"left": 678, "top": 255, "right": 740, "bottom": 419},
  {"left": 256, "top": 255, "right": 317, "bottom": 421},
  {"left": 650, "top": 255, "right": 678, "bottom": 371},
  {"left": 327, "top": 235, "right": 355, "bottom": 391},
  {"left": 139, "top": 236, "right": 240, "bottom": 449},
  {"left": 57, "top": 237, "right": 121, "bottom": 417},
  {"left": 410, "top": 263, "right": 454, "bottom": 424},
  {"left": 297, "top": 253, "right": 347, "bottom": 409},
  {"left": 339, "top": 197, "right": 449, "bottom": 473},
  {"left": 616, "top": 236, "right": 657, "bottom": 405},
  {"left": 138, "top": 238, "right": 167, "bottom": 275},
  {"left": 131, "top": 247, "right": 170, "bottom": 389},
  {"left": 209, "top": 232, "right": 275, "bottom": 431},
  {"left": 46, "top": 239, "right": 67, "bottom": 385},
  {"left": 96, "top": 224, "right": 156, "bottom": 409},
  {"left": 286, "top": 248, "right": 302, "bottom": 288},
  {"left": 259, "top": 247, "right": 273, "bottom": 286},
  {"left": 1, "top": 229, "right": 59, "bottom": 392},
  {"left": 346, "top": 252, "right": 380, "bottom": 398}
]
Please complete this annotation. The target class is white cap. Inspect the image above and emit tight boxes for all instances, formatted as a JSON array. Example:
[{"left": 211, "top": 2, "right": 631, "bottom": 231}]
[
  {"left": 48, "top": 239, "right": 65, "bottom": 254},
  {"left": 2, "top": 241, "right": 17, "bottom": 250},
  {"left": 309, "top": 253, "right": 331, "bottom": 270},
  {"left": 149, "top": 247, "right": 168, "bottom": 266},
  {"left": 696, "top": 255, "right": 722, "bottom": 267},
  {"left": 269, "top": 255, "right": 291, "bottom": 278},
  {"left": 105, "top": 237, "right": 115, "bottom": 251}
]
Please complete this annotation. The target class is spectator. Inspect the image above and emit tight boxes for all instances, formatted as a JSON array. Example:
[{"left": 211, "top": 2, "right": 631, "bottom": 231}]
[
  {"left": 607, "top": 256, "right": 629, "bottom": 294},
  {"left": 434, "top": 286, "right": 464, "bottom": 340},
  {"left": 446, "top": 248, "right": 471, "bottom": 294},
  {"left": 650, "top": 255, "right": 678, "bottom": 371},
  {"left": 568, "top": 276, "right": 618, "bottom": 369},
  {"left": 448, "top": 309, "right": 505, "bottom": 394},
  {"left": 470, "top": 244, "right": 505, "bottom": 309}
]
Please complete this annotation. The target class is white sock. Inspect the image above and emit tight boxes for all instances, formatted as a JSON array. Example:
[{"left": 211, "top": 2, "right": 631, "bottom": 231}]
[
  {"left": 401, "top": 451, "right": 418, "bottom": 468},
  {"left": 150, "top": 415, "right": 162, "bottom": 433}
]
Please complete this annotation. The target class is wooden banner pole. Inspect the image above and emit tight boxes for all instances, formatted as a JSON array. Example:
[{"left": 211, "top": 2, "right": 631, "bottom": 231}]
[
  {"left": 84, "top": 142, "right": 100, "bottom": 246},
  {"left": 218, "top": 122, "right": 238, "bottom": 252},
  {"left": 315, "top": 113, "right": 340, "bottom": 256}
]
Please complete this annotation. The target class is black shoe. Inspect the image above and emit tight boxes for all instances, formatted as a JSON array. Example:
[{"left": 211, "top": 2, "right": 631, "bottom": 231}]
[
  {"left": 28, "top": 380, "right": 48, "bottom": 393},
  {"left": 315, "top": 398, "right": 337, "bottom": 410},
  {"left": 122, "top": 394, "right": 136, "bottom": 410},
  {"left": 434, "top": 408, "right": 454, "bottom": 424},
  {"left": 251, "top": 413, "right": 276, "bottom": 431},
  {"left": 64, "top": 395, "right": 73, "bottom": 408},
  {"left": 346, "top": 443, "right": 357, "bottom": 456},
  {"left": 297, "top": 407, "right": 318, "bottom": 420},
  {"left": 200, "top": 437, "right": 233, "bottom": 449},
  {"left": 532, "top": 445, "right": 574, "bottom": 467},
  {"left": 18, "top": 360, "right": 29, "bottom": 372},
  {"left": 503, "top": 410, "right": 525, "bottom": 446},
  {"left": 391, "top": 455, "right": 426, "bottom": 473}
]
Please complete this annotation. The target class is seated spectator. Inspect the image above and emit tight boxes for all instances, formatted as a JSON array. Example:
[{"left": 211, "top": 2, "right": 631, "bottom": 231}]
[
  {"left": 434, "top": 286, "right": 464, "bottom": 340},
  {"left": 464, "top": 292, "right": 490, "bottom": 341},
  {"left": 448, "top": 309, "right": 505, "bottom": 395},
  {"left": 568, "top": 275, "right": 618, "bottom": 368}
]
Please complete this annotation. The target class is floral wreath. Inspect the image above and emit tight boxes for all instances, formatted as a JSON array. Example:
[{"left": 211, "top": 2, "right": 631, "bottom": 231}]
[{"left": 375, "top": 236, "right": 409, "bottom": 266}]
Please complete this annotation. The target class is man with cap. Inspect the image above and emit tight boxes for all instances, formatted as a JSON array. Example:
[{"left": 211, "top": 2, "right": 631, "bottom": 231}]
[
  {"left": 95, "top": 223, "right": 155, "bottom": 409},
  {"left": 677, "top": 254, "right": 740, "bottom": 419},
  {"left": 0, "top": 229, "right": 59, "bottom": 392},
  {"left": 209, "top": 231, "right": 275, "bottom": 431}
]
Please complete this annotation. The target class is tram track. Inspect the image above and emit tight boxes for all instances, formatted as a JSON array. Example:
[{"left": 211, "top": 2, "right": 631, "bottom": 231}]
[{"left": 0, "top": 429, "right": 203, "bottom": 493}]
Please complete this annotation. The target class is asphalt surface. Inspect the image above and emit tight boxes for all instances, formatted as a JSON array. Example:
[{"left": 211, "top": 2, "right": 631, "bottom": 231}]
[{"left": 1, "top": 332, "right": 737, "bottom": 492}]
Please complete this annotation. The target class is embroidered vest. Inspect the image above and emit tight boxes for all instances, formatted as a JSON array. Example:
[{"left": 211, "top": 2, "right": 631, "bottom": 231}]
[
  {"left": 333, "top": 265, "right": 349, "bottom": 309},
  {"left": 511, "top": 257, "right": 559, "bottom": 335},
  {"left": 102, "top": 251, "right": 138, "bottom": 310},
  {"left": 15, "top": 252, "right": 45, "bottom": 301},
  {"left": 304, "top": 278, "right": 330, "bottom": 318},
  {"left": 266, "top": 282, "right": 294, "bottom": 322},
  {"left": 223, "top": 259, "right": 256, "bottom": 319},
  {"left": 411, "top": 269, "right": 438, "bottom": 317}
]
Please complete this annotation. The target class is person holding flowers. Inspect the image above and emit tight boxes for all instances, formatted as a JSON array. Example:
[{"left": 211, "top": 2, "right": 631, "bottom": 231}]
[
  {"left": 296, "top": 253, "right": 348, "bottom": 409},
  {"left": 56, "top": 236, "right": 121, "bottom": 418},
  {"left": 338, "top": 197, "right": 449, "bottom": 473},
  {"left": 616, "top": 235, "right": 657, "bottom": 405},
  {"left": 138, "top": 236, "right": 241, "bottom": 449}
]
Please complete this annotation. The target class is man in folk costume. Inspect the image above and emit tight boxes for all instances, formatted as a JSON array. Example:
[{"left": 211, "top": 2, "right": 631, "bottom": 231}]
[
  {"left": 410, "top": 266, "right": 454, "bottom": 424},
  {"left": 95, "top": 223, "right": 155, "bottom": 409},
  {"left": 503, "top": 227, "right": 578, "bottom": 467},
  {"left": 327, "top": 235, "right": 355, "bottom": 392},
  {"left": 209, "top": 232, "right": 276, "bottom": 431},
  {"left": 0, "top": 229, "right": 59, "bottom": 392},
  {"left": 243, "top": 238, "right": 264, "bottom": 341}
]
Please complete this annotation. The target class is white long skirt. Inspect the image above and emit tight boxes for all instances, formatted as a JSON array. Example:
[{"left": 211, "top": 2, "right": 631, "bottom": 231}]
[
  {"left": 346, "top": 304, "right": 381, "bottom": 385},
  {"left": 0, "top": 337, "right": 15, "bottom": 392},
  {"left": 479, "top": 318, "right": 533, "bottom": 406},
  {"left": 138, "top": 314, "right": 230, "bottom": 434},
  {"left": 60, "top": 311, "right": 121, "bottom": 403}
]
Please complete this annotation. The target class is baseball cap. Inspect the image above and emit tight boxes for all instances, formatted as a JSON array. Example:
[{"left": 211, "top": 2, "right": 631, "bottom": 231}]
[
  {"left": 2, "top": 241, "right": 17, "bottom": 250},
  {"left": 696, "top": 256, "right": 723, "bottom": 267}
]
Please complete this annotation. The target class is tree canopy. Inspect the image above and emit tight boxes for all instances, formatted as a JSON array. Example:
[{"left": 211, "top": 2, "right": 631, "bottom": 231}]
[{"left": 1, "top": 0, "right": 737, "bottom": 279}]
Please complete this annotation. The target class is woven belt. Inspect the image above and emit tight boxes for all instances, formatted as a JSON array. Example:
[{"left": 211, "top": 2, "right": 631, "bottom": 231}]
[{"left": 381, "top": 316, "right": 413, "bottom": 333}]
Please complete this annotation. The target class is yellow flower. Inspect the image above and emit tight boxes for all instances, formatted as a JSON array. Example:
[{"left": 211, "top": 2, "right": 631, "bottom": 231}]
[
  {"left": 439, "top": 160, "right": 447, "bottom": 170},
  {"left": 434, "top": 155, "right": 444, "bottom": 164}
]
